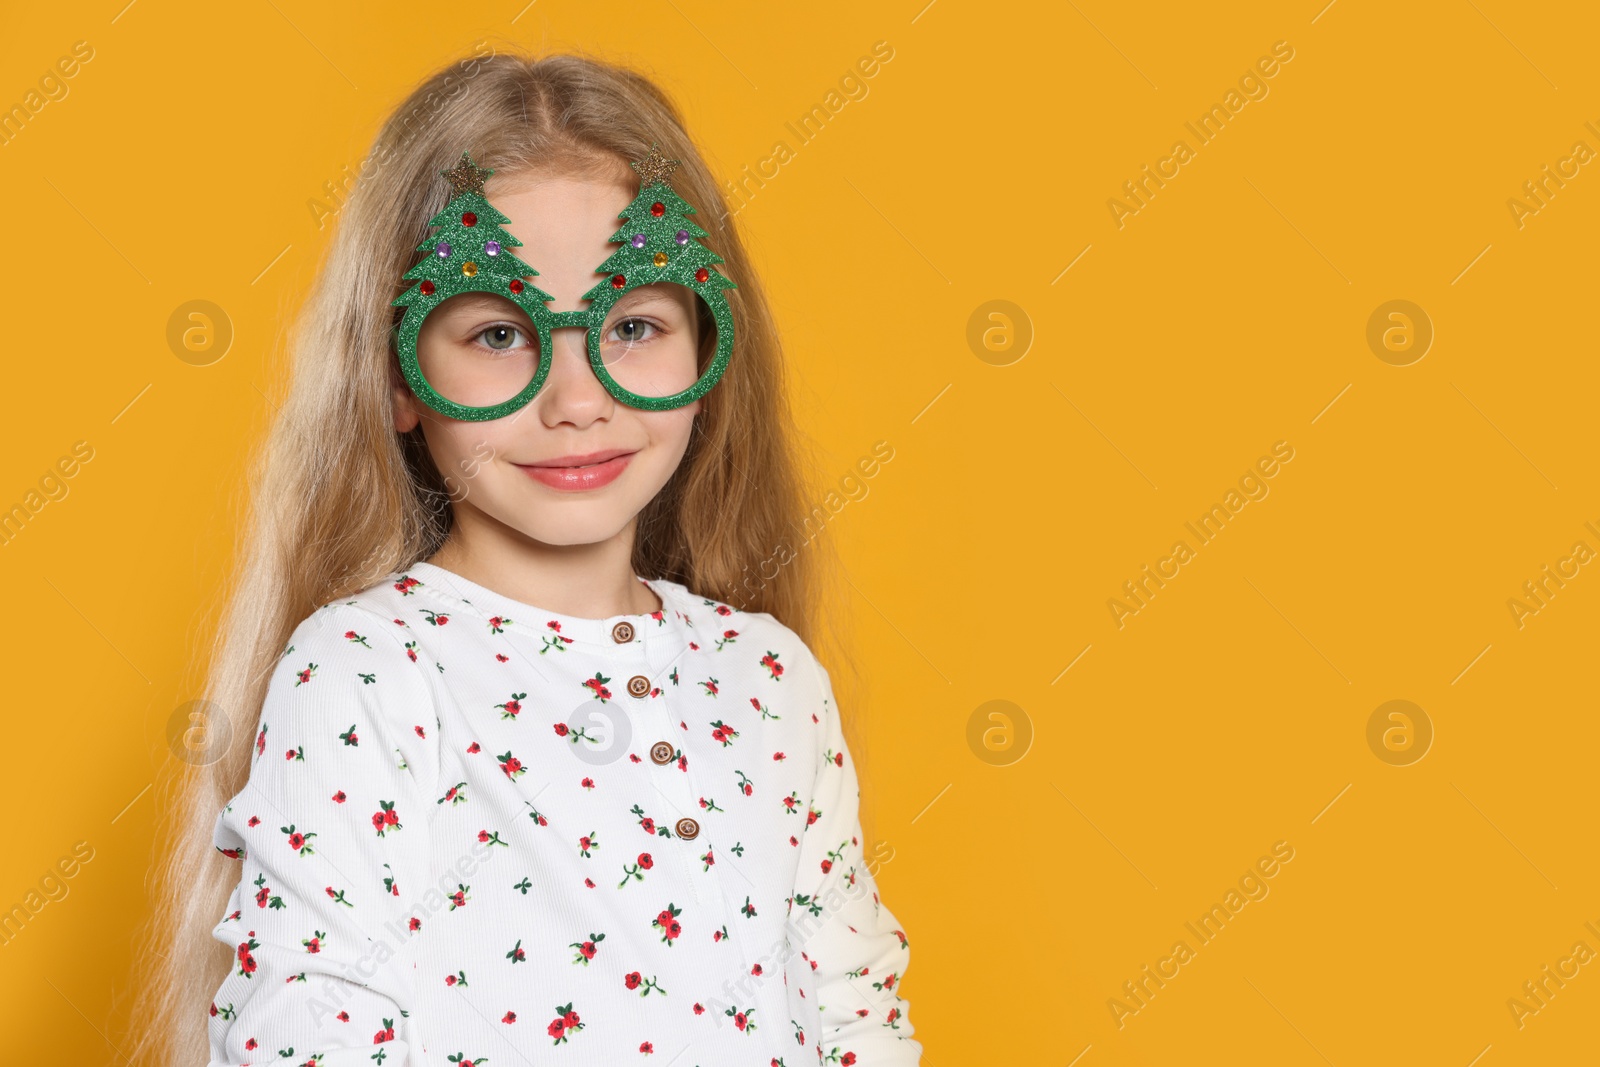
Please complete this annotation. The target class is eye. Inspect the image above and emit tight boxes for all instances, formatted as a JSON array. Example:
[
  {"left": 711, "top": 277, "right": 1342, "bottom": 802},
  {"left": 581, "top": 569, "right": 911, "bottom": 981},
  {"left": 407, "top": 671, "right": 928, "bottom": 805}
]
[
  {"left": 610, "top": 318, "right": 658, "bottom": 345},
  {"left": 477, "top": 324, "right": 528, "bottom": 352}
]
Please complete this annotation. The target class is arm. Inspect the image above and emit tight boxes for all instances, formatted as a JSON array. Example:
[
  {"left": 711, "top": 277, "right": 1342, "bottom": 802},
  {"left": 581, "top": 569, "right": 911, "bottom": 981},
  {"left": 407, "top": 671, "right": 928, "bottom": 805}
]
[
  {"left": 793, "top": 651, "right": 923, "bottom": 1066},
  {"left": 207, "top": 603, "right": 440, "bottom": 1066}
]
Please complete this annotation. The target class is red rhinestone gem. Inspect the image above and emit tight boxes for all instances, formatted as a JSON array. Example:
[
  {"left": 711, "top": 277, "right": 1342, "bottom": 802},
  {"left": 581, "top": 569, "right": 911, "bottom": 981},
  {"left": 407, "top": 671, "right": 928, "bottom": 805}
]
[
  {"left": 461, "top": 212, "right": 477, "bottom": 226},
  {"left": 420, "top": 280, "right": 436, "bottom": 295},
  {"left": 509, "top": 279, "right": 524, "bottom": 294},
  {"left": 649, "top": 202, "right": 665, "bottom": 218},
  {"left": 611, "top": 273, "right": 626, "bottom": 289},
  {"left": 694, "top": 267, "right": 710, "bottom": 283}
]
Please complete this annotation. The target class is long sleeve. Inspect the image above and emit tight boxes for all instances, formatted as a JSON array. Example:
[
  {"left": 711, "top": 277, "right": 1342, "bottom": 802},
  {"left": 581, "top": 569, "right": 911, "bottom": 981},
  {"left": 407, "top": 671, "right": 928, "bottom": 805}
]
[
  {"left": 207, "top": 603, "right": 441, "bottom": 1066},
  {"left": 793, "top": 652, "right": 923, "bottom": 1065}
]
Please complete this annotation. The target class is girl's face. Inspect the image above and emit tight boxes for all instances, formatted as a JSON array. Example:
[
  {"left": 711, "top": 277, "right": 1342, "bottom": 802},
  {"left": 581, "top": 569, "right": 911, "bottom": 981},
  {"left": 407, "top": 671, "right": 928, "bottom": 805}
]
[{"left": 392, "top": 172, "right": 701, "bottom": 549}]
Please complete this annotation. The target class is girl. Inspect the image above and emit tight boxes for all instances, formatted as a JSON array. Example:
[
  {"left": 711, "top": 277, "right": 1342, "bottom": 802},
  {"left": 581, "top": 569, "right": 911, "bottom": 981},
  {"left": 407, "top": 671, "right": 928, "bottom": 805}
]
[{"left": 129, "top": 51, "right": 922, "bottom": 1067}]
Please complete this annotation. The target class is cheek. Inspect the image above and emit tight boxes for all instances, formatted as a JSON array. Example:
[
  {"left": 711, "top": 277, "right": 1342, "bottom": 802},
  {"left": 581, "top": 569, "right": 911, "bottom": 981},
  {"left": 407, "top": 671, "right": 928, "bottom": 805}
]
[
  {"left": 615, "top": 410, "right": 695, "bottom": 494},
  {"left": 645, "top": 406, "right": 698, "bottom": 458},
  {"left": 419, "top": 421, "right": 504, "bottom": 482}
]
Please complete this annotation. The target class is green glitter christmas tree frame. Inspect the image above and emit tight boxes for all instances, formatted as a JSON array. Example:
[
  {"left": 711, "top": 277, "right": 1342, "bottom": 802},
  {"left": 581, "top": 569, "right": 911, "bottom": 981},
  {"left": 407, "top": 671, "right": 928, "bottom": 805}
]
[{"left": 391, "top": 148, "right": 736, "bottom": 422}]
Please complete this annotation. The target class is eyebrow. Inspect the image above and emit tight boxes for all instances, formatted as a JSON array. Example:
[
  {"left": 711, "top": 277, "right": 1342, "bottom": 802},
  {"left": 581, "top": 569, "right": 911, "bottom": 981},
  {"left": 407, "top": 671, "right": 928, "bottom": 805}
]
[{"left": 445, "top": 293, "right": 518, "bottom": 312}]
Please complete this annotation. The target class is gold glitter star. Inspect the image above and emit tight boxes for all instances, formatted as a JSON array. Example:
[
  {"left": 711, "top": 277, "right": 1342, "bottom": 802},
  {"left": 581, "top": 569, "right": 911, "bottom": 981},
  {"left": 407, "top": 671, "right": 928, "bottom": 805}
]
[
  {"left": 631, "top": 143, "right": 681, "bottom": 189},
  {"left": 441, "top": 151, "right": 492, "bottom": 197}
]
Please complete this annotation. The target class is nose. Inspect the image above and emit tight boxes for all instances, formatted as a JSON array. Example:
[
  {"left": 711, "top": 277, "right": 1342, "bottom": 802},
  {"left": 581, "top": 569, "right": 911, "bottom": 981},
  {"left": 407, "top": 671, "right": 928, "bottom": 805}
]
[{"left": 534, "top": 325, "right": 613, "bottom": 421}]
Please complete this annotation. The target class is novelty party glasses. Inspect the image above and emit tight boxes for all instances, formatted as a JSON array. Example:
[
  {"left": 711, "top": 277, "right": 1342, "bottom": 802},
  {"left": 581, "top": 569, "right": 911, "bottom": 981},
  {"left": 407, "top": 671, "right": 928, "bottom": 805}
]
[{"left": 392, "top": 148, "right": 736, "bottom": 422}]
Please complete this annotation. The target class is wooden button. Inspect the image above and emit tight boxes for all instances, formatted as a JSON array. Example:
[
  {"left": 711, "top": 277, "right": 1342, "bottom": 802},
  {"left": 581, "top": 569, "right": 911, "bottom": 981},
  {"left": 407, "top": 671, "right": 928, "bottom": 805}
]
[
  {"left": 627, "top": 675, "right": 651, "bottom": 698},
  {"left": 649, "top": 741, "right": 675, "bottom": 765},
  {"left": 675, "top": 817, "right": 700, "bottom": 840},
  {"left": 610, "top": 621, "right": 635, "bottom": 644}
]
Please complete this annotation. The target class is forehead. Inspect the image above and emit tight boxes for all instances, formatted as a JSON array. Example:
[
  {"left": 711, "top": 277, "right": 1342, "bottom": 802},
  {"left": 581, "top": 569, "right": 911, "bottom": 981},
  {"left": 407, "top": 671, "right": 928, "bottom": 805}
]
[{"left": 483, "top": 174, "right": 631, "bottom": 255}]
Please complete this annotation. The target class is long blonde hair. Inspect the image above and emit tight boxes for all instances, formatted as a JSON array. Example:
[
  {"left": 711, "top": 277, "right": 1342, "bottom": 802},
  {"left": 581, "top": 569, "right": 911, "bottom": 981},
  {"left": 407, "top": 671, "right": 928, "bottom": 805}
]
[{"left": 124, "top": 48, "right": 860, "bottom": 1065}]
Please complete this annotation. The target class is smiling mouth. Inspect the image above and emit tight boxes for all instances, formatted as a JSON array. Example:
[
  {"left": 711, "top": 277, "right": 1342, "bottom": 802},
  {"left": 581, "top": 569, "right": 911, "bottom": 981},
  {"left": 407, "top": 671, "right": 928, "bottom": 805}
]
[
  {"left": 517, "top": 451, "right": 636, "bottom": 491},
  {"left": 527, "top": 448, "right": 638, "bottom": 469}
]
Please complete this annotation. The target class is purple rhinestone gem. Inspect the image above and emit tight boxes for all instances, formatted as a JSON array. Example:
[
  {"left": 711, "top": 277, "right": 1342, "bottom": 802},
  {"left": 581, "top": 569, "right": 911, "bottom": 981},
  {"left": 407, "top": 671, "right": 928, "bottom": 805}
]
[
  {"left": 631, "top": 233, "right": 647, "bottom": 249},
  {"left": 435, "top": 241, "right": 452, "bottom": 258},
  {"left": 484, "top": 240, "right": 501, "bottom": 256},
  {"left": 675, "top": 229, "right": 690, "bottom": 246}
]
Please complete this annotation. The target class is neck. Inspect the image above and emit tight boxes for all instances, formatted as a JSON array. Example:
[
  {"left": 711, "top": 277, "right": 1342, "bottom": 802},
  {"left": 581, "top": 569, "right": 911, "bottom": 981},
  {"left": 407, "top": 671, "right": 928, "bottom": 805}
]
[{"left": 426, "top": 511, "right": 661, "bottom": 620}]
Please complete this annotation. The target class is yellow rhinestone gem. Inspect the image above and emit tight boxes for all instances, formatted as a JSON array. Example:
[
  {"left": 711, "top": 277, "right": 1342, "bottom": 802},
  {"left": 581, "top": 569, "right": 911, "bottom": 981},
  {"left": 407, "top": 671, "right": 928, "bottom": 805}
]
[
  {"left": 653, "top": 252, "right": 668, "bottom": 268},
  {"left": 462, "top": 261, "right": 478, "bottom": 277}
]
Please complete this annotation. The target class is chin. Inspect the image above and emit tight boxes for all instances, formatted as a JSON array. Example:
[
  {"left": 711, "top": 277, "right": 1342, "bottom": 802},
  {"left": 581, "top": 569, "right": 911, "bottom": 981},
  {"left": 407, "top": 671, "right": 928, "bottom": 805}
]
[
  {"left": 516, "top": 512, "right": 635, "bottom": 547},
  {"left": 491, "top": 485, "right": 651, "bottom": 547}
]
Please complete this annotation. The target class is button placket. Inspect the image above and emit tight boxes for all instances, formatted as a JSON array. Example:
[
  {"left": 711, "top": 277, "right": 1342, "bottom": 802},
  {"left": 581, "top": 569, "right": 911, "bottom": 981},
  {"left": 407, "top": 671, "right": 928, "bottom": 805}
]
[{"left": 636, "top": 634, "right": 722, "bottom": 908}]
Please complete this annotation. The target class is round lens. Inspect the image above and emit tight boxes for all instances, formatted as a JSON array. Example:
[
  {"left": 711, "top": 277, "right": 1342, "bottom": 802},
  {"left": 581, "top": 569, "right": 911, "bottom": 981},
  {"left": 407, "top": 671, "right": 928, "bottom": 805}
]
[
  {"left": 594, "top": 282, "right": 712, "bottom": 401},
  {"left": 415, "top": 292, "right": 542, "bottom": 410}
]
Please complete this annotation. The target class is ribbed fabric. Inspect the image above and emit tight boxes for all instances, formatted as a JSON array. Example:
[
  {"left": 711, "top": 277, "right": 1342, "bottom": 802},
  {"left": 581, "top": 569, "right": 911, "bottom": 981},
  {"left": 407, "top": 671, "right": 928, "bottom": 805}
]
[{"left": 207, "top": 562, "right": 922, "bottom": 1066}]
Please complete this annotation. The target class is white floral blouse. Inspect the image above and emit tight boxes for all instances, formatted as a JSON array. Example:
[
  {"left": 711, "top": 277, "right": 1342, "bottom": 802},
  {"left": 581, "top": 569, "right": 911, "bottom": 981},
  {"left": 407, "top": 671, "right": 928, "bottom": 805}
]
[{"left": 207, "top": 561, "right": 922, "bottom": 1067}]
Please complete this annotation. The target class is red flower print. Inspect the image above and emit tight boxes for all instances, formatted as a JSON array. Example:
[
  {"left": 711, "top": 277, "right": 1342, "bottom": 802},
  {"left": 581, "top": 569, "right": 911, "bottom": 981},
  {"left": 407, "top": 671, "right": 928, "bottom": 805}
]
[
  {"left": 547, "top": 1002, "right": 583, "bottom": 1045},
  {"left": 281, "top": 824, "right": 316, "bottom": 856},
  {"left": 570, "top": 932, "right": 604, "bottom": 965},
  {"left": 372, "top": 800, "right": 402, "bottom": 837},
  {"left": 583, "top": 673, "right": 613, "bottom": 702},
  {"left": 235, "top": 935, "right": 259, "bottom": 977},
  {"left": 625, "top": 972, "right": 642, "bottom": 990},
  {"left": 652, "top": 903, "right": 683, "bottom": 946},
  {"left": 503, "top": 1010, "right": 517, "bottom": 1023}
]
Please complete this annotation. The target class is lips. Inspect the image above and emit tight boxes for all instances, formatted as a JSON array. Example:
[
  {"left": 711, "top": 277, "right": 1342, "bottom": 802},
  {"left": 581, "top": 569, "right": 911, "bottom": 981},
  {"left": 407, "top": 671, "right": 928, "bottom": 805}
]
[
  {"left": 527, "top": 447, "right": 636, "bottom": 469},
  {"left": 517, "top": 449, "right": 636, "bottom": 491}
]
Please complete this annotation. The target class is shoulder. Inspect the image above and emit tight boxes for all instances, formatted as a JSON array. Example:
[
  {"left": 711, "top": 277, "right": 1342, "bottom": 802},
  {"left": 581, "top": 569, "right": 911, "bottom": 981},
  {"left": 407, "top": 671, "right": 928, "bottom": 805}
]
[
  {"left": 257, "top": 592, "right": 441, "bottom": 776},
  {"left": 266, "top": 583, "right": 435, "bottom": 696},
  {"left": 662, "top": 579, "right": 826, "bottom": 687}
]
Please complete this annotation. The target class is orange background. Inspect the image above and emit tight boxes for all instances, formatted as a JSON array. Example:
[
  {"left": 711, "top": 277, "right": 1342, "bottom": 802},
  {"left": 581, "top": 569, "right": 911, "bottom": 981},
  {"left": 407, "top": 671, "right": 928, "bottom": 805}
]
[{"left": 2, "top": 1, "right": 1598, "bottom": 1063}]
